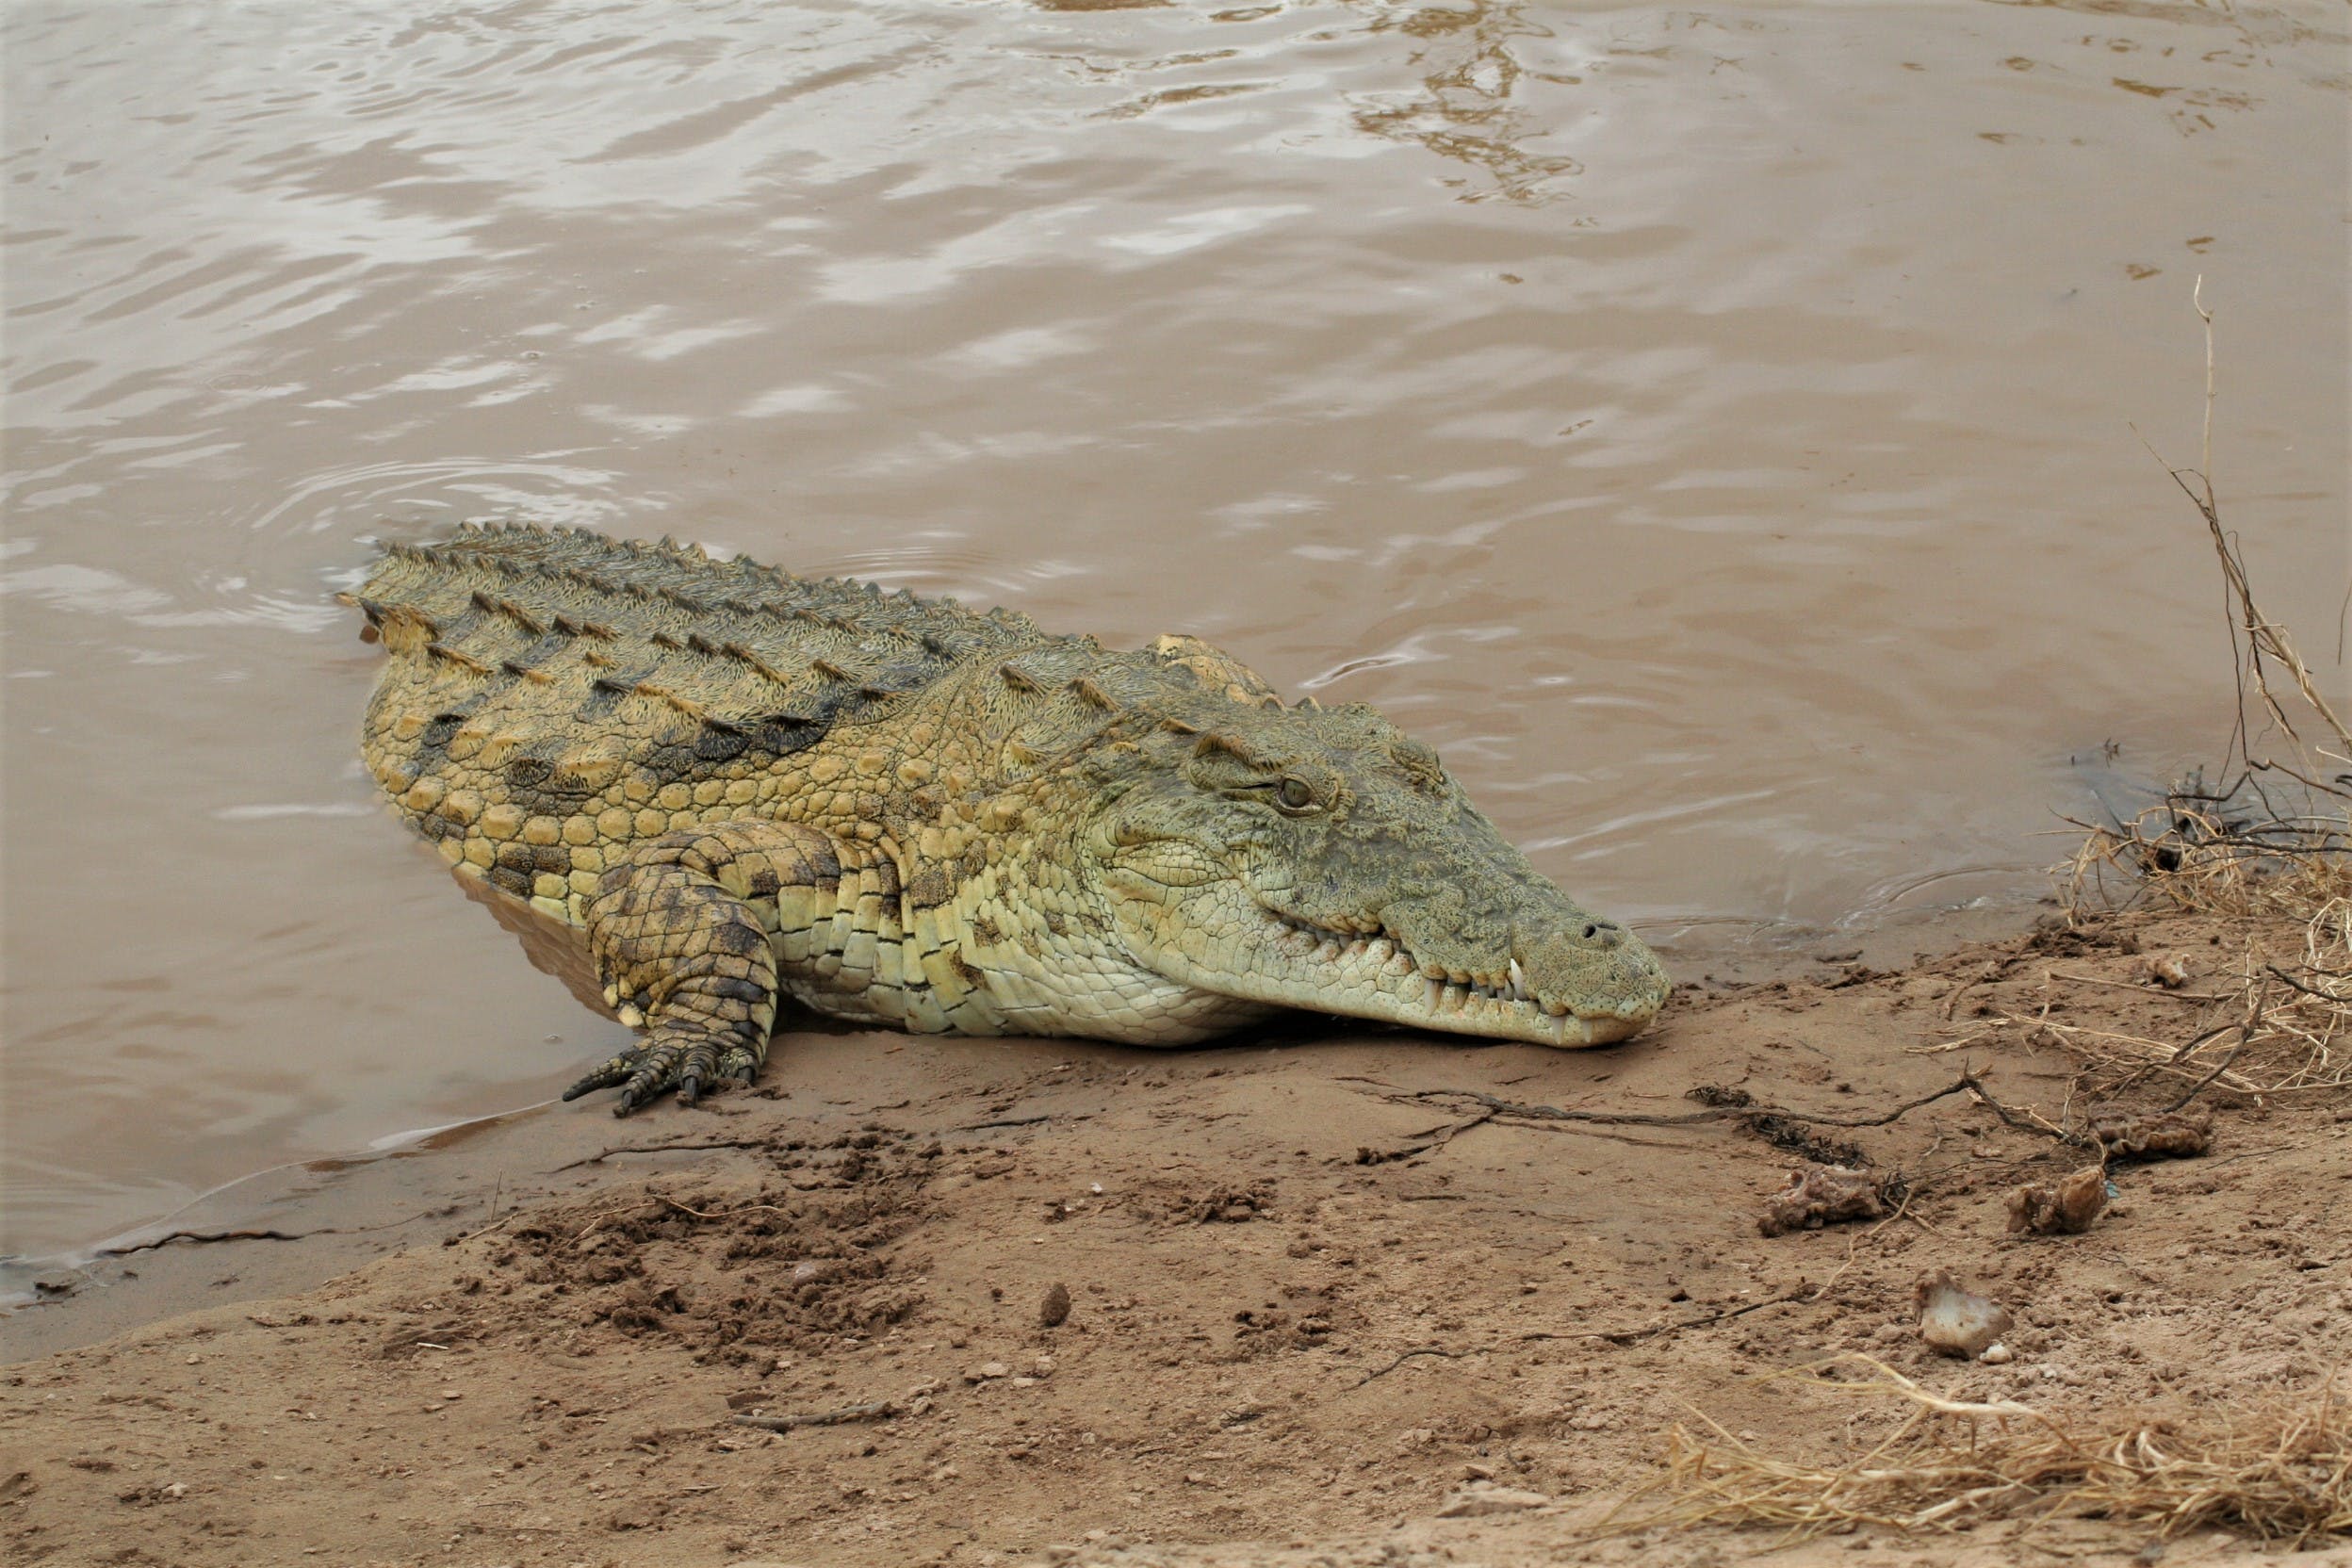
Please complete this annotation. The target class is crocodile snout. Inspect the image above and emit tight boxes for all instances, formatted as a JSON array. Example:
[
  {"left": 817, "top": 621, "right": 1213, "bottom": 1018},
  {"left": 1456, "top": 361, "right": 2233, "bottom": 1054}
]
[{"left": 1511, "top": 914, "right": 1669, "bottom": 1027}]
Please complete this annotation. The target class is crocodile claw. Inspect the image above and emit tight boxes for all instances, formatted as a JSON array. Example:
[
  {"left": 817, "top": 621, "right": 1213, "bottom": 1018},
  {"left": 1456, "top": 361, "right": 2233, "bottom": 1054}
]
[
  {"left": 612, "top": 1041, "right": 688, "bottom": 1116},
  {"left": 564, "top": 1029, "right": 761, "bottom": 1116},
  {"left": 561, "top": 1049, "right": 642, "bottom": 1103},
  {"left": 562, "top": 1039, "right": 693, "bottom": 1116}
]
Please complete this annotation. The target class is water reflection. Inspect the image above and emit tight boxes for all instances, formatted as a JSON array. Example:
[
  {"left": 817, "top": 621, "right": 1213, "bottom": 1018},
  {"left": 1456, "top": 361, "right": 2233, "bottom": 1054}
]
[{"left": 1350, "top": 0, "right": 1582, "bottom": 203}]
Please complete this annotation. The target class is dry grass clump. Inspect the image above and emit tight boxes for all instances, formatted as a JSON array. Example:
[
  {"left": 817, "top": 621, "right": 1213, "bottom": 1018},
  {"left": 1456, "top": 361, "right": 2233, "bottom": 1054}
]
[
  {"left": 1624, "top": 1357, "right": 2350, "bottom": 1547},
  {"left": 2063, "top": 797, "right": 2350, "bottom": 925},
  {"left": 2034, "top": 820, "right": 2352, "bottom": 1095}
]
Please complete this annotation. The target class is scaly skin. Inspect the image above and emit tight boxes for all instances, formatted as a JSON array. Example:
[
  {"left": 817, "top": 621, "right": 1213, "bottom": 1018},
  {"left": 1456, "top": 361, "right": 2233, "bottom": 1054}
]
[{"left": 350, "top": 524, "right": 1670, "bottom": 1113}]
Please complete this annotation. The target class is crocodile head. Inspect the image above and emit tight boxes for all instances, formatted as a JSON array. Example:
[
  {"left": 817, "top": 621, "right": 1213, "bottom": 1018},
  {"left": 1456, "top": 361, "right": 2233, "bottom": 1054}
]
[{"left": 1083, "top": 699, "right": 1669, "bottom": 1046}]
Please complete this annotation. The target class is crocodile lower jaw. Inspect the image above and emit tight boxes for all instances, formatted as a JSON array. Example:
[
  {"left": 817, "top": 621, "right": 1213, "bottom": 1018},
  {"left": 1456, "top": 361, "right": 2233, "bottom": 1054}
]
[{"left": 1159, "top": 911, "right": 1658, "bottom": 1049}]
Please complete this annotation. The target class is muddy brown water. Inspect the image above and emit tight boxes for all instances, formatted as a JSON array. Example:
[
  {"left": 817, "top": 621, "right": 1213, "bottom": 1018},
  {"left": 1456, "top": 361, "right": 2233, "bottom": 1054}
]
[{"left": 1, "top": 1, "right": 2344, "bottom": 1275}]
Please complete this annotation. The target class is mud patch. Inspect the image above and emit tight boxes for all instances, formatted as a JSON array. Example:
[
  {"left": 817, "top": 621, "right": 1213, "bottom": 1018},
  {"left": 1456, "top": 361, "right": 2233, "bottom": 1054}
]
[{"left": 495, "top": 1126, "right": 936, "bottom": 1364}]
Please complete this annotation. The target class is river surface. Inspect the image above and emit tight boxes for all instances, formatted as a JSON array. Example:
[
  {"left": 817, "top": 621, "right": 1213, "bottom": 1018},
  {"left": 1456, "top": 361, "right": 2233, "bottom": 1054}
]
[{"left": 2, "top": 0, "right": 2344, "bottom": 1265}]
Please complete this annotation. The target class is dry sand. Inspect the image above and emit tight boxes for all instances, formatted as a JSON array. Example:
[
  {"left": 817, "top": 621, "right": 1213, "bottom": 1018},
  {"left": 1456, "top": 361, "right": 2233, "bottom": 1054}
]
[{"left": 4, "top": 905, "right": 2345, "bottom": 1566}]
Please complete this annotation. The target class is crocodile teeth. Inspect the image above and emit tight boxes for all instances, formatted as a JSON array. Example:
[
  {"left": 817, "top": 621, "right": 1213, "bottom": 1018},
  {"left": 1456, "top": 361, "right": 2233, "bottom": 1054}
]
[{"left": 1508, "top": 958, "right": 1527, "bottom": 1002}]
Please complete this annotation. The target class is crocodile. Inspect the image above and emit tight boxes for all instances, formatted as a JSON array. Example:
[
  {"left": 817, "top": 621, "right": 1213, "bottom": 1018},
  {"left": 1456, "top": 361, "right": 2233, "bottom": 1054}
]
[{"left": 348, "top": 524, "right": 1670, "bottom": 1114}]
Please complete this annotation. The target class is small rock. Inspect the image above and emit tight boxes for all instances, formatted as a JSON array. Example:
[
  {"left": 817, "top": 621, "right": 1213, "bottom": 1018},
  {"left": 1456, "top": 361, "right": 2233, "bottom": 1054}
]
[
  {"left": 1916, "top": 1268, "right": 2013, "bottom": 1359},
  {"left": 1758, "top": 1164, "right": 1887, "bottom": 1236},
  {"left": 1032, "top": 1354, "right": 1055, "bottom": 1378},
  {"left": 1039, "top": 1282, "right": 1071, "bottom": 1329},
  {"left": 1980, "top": 1343, "right": 2015, "bottom": 1364},
  {"left": 965, "top": 1362, "right": 1008, "bottom": 1382},
  {"left": 2092, "top": 1107, "right": 2213, "bottom": 1162},
  {"left": 1435, "top": 1481, "right": 1550, "bottom": 1518},
  {"left": 2006, "top": 1166, "right": 2107, "bottom": 1234},
  {"left": 2145, "top": 955, "right": 2191, "bottom": 988},
  {"left": 163, "top": 1482, "right": 188, "bottom": 1499}
]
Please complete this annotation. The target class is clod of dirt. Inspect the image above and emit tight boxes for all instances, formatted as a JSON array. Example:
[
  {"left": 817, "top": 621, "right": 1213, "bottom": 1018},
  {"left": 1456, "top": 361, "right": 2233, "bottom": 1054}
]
[
  {"left": 1757, "top": 1163, "right": 1887, "bottom": 1236},
  {"left": 1915, "top": 1268, "right": 2013, "bottom": 1359},
  {"left": 2144, "top": 954, "right": 2192, "bottom": 988},
  {"left": 1152, "top": 1178, "right": 1275, "bottom": 1224},
  {"left": 2092, "top": 1107, "right": 2214, "bottom": 1162},
  {"left": 1039, "top": 1281, "right": 1071, "bottom": 1328},
  {"left": 1433, "top": 1480, "right": 1551, "bottom": 1518},
  {"left": 2006, "top": 1165, "right": 2108, "bottom": 1235}
]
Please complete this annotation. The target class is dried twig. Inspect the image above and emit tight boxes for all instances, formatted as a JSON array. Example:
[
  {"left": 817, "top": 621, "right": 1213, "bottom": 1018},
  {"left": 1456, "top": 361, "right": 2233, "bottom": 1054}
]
[
  {"left": 1354, "top": 1347, "right": 1474, "bottom": 1386},
  {"left": 1378, "top": 1071, "right": 1997, "bottom": 1136},
  {"left": 553, "top": 1137, "right": 776, "bottom": 1173},
  {"left": 731, "top": 1400, "right": 898, "bottom": 1432},
  {"left": 97, "top": 1228, "right": 309, "bottom": 1256}
]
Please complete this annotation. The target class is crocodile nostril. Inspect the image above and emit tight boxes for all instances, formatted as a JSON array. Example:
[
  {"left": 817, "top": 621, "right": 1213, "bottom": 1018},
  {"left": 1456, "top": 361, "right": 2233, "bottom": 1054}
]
[{"left": 1581, "top": 923, "right": 1598, "bottom": 939}]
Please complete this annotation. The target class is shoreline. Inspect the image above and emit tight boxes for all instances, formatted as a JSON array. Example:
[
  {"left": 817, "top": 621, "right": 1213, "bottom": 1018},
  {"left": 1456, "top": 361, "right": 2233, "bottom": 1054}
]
[{"left": 1, "top": 892, "right": 2044, "bottom": 1362}]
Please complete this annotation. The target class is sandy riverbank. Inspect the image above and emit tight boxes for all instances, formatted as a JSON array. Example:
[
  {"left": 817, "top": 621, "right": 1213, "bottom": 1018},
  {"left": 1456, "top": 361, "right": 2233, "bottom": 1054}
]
[{"left": 3, "top": 900, "right": 2344, "bottom": 1567}]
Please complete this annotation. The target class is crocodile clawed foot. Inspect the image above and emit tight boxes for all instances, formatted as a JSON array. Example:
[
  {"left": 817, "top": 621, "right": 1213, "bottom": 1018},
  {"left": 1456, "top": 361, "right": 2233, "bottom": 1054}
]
[
  {"left": 564, "top": 1030, "right": 761, "bottom": 1115},
  {"left": 560, "top": 1039, "right": 692, "bottom": 1116}
]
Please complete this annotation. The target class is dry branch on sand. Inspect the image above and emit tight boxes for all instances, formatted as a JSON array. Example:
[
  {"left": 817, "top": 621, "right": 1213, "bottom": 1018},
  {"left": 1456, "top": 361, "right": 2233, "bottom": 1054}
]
[{"left": 1607, "top": 1356, "right": 2351, "bottom": 1547}]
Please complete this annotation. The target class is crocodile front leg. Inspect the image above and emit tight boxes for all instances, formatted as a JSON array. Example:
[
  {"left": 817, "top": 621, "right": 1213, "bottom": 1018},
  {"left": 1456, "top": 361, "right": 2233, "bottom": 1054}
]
[{"left": 563, "top": 820, "right": 840, "bottom": 1116}]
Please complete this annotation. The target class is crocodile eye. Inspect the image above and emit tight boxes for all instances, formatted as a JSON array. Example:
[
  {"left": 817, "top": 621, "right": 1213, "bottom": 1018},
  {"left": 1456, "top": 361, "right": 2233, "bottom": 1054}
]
[{"left": 1276, "top": 777, "right": 1315, "bottom": 812}]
